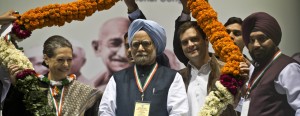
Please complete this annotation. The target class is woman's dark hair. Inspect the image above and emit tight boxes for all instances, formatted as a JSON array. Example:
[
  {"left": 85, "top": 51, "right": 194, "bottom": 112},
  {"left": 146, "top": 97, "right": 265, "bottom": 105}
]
[{"left": 42, "top": 35, "right": 72, "bottom": 68}]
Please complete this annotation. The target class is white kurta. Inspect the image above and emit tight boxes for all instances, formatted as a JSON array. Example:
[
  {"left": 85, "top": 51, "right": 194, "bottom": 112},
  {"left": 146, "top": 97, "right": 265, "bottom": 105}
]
[{"left": 187, "top": 62, "right": 211, "bottom": 116}]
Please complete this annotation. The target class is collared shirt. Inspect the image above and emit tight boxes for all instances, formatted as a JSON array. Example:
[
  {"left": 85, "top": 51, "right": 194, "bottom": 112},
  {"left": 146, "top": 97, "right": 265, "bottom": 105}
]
[
  {"left": 98, "top": 72, "right": 188, "bottom": 116},
  {"left": 274, "top": 62, "right": 300, "bottom": 116},
  {"left": 187, "top": 61, "right": 211, "bottom": 116}
]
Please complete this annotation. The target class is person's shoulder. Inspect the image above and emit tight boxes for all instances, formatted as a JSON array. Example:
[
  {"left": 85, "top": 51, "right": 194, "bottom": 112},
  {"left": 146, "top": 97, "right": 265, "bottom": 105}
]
[
  {"left": 283, "top": 62, "right": 300, "bottom": 71},
  {"left": 72, "top": 80, "right": 94, "bottom": 89},
  {"left": 284, "top": 54, "right": 300, "bottom": 64},
  {"left": 177, "top": 67, "right": 189, "bottom": 80},
  {"left": 280, "top": 53, "right": 300, "bottom": 65},
  {"left": 210, "top": 53, "right": 225, "bottom": 66},
  {"left": 112, "top": 66, "right": 134, "bottom": 81},
  {"left": 69, "top": 80, "right": 102, "bottom": 96},
  {"left": 159, "top": 65, "right": 177, "bottom": 73},
  {"left": 178, "top": 66, "right": 188, "bottom": 72}
]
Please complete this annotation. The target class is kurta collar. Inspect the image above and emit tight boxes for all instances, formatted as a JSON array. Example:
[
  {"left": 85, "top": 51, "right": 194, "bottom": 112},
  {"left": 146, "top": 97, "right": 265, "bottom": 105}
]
[{"left": 188, "top": 58, "right": 211, "bottom": 75}]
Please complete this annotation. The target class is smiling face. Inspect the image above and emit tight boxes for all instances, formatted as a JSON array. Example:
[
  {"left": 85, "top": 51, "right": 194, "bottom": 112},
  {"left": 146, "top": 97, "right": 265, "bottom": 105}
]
[
  {"left": 93, "top": 18, "right": 131, "bottom": 73},
  {"left": 131, "top": 30, "right": 156, "bottom": 65},
  {"left": 248, "top": 31, "right": 277, "bottom": 63},
  {"left": 180, "top": 27, "right": 208, "bottom": 61},
  {"left": 44, "top": 47, "right": 73, "bottom": 80}
]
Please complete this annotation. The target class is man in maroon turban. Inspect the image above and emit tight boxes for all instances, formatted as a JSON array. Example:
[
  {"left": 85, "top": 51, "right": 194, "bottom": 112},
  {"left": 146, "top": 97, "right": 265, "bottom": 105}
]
[{"left": 241, "top": 12, "right": 300, "bottom": 116}]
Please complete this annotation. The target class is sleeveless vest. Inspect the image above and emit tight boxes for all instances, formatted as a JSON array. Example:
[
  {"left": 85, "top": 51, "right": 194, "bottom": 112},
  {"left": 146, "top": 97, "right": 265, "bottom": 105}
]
[
  {"left": 113, "top": 65, "right": 177, "bottom": 116},
  {"left": 249, "top": 54, "right": 297, "bottom": 116}
]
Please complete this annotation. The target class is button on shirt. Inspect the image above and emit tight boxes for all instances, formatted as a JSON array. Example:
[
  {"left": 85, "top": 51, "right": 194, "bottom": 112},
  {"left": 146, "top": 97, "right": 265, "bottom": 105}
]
[{"left": 187, "top": 61, "right": 211, "bottom": 116}]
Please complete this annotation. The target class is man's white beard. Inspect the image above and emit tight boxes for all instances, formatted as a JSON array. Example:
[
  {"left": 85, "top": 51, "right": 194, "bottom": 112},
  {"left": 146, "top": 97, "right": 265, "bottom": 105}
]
[{"left": 135, "top": 56, "right": 149, "bottom": 65}]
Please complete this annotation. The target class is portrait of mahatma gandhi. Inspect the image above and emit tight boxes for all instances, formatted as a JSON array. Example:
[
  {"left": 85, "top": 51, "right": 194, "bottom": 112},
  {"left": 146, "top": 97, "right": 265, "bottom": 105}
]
[{"left": 92, "top": 17, "right": 131, "bottom": 91}]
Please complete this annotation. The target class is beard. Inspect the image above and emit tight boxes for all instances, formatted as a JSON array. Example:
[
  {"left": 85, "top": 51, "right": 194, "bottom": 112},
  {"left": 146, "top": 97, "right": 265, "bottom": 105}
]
[
  {"left": 250, "top": 45, "right": 278, "bottom": 65},
  {"left": 133, "top": 51, "right": 156, "bottom": 65},
  {"left": 134, "top": 56, "right": 150, "bottom": 65}
]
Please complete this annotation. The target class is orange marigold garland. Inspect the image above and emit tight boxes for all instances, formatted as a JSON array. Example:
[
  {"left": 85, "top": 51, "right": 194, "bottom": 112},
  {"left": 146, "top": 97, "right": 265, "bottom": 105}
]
[
  {"left": 12, "top": 0, "right": 119, "bottom": 40},
  {"left": 187, "top": 0, "right": 245, "bottom": 115},
  {"left": 1, "top": 0, "right": 119, "bottom": 115}
]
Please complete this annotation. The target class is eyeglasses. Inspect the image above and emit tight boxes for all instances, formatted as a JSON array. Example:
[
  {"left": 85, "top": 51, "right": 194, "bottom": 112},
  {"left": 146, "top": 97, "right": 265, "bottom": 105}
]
[
  {"left": 131, "top": 40, "right": 152, "bottom": 49},
  {"left": 226, "top": 29, "right": 242, "bottom": 36}
]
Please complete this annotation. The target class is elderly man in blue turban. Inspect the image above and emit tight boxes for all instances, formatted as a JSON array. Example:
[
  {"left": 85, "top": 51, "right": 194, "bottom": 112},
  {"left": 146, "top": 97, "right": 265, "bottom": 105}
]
[
  {"left": 99, "top": 19, "right": 188, "bottom": 116},
  {"left": 241, "top": 12, "right": 300, "bottom": 116}
]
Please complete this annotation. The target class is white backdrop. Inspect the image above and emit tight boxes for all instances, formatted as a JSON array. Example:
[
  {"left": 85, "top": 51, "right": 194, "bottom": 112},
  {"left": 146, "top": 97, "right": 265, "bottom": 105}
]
[{"left": 1, "top": 0, "right": 299, "bottom": 81}]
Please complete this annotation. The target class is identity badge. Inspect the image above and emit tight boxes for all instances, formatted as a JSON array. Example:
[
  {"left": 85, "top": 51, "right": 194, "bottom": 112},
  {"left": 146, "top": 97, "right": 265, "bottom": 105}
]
[
  {"left": 134, "top": 101, "right": 150, "bottom": 116},
  {"left": 241, "top": 99, "right": 250, "bottom": 116}
]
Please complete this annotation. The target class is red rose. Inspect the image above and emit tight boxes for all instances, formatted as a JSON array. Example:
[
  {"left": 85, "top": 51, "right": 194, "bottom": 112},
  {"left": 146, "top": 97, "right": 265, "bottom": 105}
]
[
  {"left": 16, "top": 69, "right": 36, "bottom": 80},
  {"left": 11, "top": 22, "right": 32, "bottom": 39},
  {"left": 220, "top": 74, "right": 238, "bottom": 95}
]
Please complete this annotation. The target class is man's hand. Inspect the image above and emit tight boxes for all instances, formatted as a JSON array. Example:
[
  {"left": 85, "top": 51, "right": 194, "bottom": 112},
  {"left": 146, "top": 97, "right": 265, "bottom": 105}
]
[
  {"left": 124, "top": 0, "right": 138, "bottom": 13},
  {"left": 239, "top": 61, "right": 250, "bottom": 82},
  {"left": 8, "top": 64, "right": 23, "bottom": 85},
  {"left": 180, "top": 0, "right": 190, "bottom": 14},
  {"left": 232, "top": 60, "right": 251, "bottom": 107},
  {"left": 0, "top": 10, "right": 17, "bottom": 25}
]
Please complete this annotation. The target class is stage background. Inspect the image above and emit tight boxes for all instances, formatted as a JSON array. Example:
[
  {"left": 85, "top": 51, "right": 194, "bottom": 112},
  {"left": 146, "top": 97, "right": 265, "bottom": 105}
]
[{"left": 1, "top": 0, "right": 300, "bottom": 83}]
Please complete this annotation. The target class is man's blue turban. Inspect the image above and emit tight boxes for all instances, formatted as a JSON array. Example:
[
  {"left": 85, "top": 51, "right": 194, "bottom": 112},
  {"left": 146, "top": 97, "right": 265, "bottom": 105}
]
[{"left": 128, "top": 19, "right": 166, "bottom": 56}]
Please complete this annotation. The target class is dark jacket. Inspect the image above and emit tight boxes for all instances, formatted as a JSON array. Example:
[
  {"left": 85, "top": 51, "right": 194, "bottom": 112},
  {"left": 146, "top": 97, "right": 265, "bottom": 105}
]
[
  {"left": 113, "top": 64, "right": 177, "bottom": 116},
  {"left": 248, "top": 54, "right": 297, "bottom": 116}
]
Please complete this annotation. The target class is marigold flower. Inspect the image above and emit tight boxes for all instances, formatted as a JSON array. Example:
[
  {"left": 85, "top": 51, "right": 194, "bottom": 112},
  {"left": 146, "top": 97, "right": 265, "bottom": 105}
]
[
  {"left": 188, "top": 0, "right": 245, "bottom": 114},
  {"left": 13, "top": 0, "right": 119, "bottom": 39}
]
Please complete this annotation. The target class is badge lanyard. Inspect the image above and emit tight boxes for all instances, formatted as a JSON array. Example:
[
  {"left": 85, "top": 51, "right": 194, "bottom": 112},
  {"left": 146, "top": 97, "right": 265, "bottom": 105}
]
[
  {"left": 134, "top": 63, "right": 158, "bottom": 101},
  {"left": 49, "top": 86, "right": 65, "bottom": 116},
  {"left": 245, "top": 51, "right": 282, "bottom": 99}
]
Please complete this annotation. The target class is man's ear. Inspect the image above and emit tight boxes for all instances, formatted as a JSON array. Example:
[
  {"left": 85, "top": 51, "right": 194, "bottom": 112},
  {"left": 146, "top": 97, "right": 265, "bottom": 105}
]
[
  {"left": 92, "top": 40, "right": 101, "bottom": 57},
  {"left": 43, "top": 54, "right": 49, "bottom": 65}
]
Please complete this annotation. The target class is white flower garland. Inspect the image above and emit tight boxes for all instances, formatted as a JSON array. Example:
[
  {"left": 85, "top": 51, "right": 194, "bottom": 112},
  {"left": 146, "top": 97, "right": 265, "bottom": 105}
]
[
  {"left": 0, "top": 37, "right": 33, "bottom": 70},
  {"left": 1, "top": 37, "right": 57, "bottom": 115},
  {"left": 199, "top": 81, "right": 234, "bottom": 116}
]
